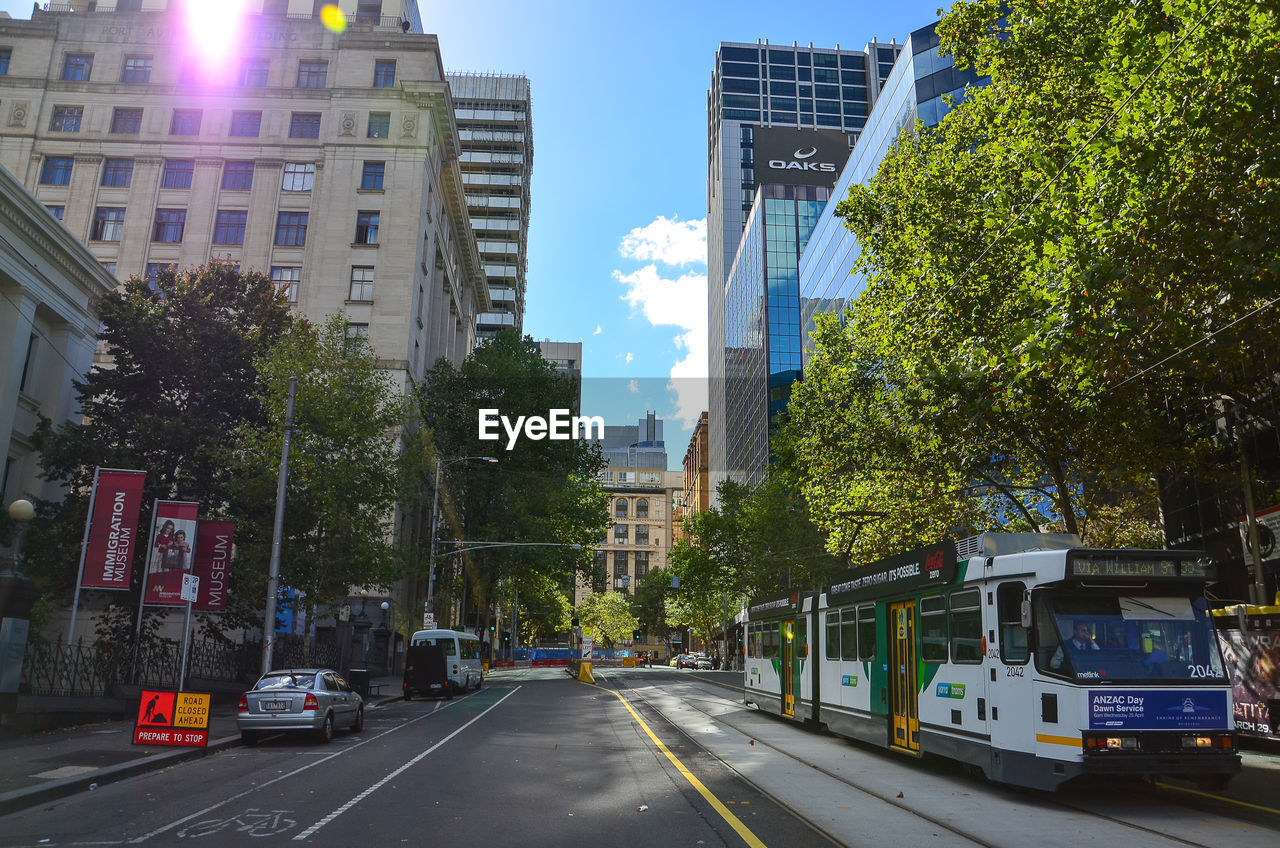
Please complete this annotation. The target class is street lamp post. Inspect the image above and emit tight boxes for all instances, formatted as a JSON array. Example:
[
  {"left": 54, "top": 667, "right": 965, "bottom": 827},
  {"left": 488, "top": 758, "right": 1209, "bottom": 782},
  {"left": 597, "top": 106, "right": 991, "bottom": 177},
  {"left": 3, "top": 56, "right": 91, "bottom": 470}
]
[{"left": 425, "top": 456, "right": 497, "bottom": 616}]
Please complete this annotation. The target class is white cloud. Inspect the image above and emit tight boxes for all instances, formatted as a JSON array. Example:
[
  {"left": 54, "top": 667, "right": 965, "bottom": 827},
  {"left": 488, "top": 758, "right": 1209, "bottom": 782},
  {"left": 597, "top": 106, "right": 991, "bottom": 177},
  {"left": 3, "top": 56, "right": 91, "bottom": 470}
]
[
  {"left": 628, "top": 379, "right": 640, "bottom": 394},
  {"left": 625, "top": 352, "right": 634, "bottom": 364},
  {"left": 593, "top": 325, "right": 602, "bottom": 335},
  {"left": 619, "top": 216, "right": 706, "bottom": 267},
  {"left": 613, "top": 263, "right": 708, "bottom": 429}
]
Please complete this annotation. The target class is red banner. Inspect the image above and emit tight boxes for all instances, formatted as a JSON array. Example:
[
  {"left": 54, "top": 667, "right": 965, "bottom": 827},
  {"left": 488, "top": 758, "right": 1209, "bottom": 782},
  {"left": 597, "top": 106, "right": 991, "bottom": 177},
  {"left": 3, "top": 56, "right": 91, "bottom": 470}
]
[
  {"left": 80, "top": 469, "right": 146, "bottom": 590},
  {"left": 143, "top": 501, "right": 200, "bottom": 606},
  {"left": 193, "top": 520, "right": 234, "bottom": 611}
]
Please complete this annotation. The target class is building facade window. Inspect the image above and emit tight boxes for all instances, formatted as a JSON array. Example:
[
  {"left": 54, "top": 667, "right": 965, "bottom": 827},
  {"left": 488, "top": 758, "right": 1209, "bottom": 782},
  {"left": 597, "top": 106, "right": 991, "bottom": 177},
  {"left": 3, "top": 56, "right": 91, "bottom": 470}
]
[
  {"left": 635, "top": 525, "right": 650, "bottom": 546},
  {"left": 0, "top": 48, "right": 10, "bottom": 75},
  {"left": 40, "top": 156, "right": 73, "bottom": 185},
  {"left": 91, "top": 207, "right": 125, "bottom": 242},
  {"left": 354, "top": 211, "right": 380, "bottom": 245},
  {"left": 213, "top": 209, "right": 248, "bottom": 245},
  {"left": 152, "top": 208, "right": 186, "bottom": 243},
  {"left": 636, "top": 498, "right": 649, "bottom": 519},
  {"left": 282, "top": 163, "right": 315, "bottom": 191},
  {"left": 274, "top": 211, "right": 308, "bottom": 246},
  {"left": 240, "top": 57, "right": 268, "bottom": 86},
  {"left": 348, "top": 266, "right": 375, "bottom": 301},
  {"left": 367, "top": 112, "right": 390, "bottom": 139},
  {"left": 271, "top": 266, "right": 301, "bottom": 303},
  {"left": 49, "top": 106, "right": 82, "bottom": 132},
  {"left": 44, "top": 204, "right": 65, "bottom": 220},
  {"left": 289, "top": 112, "right": 321, "bottom": 139},
  {"left": 635, "top": 550, "right": 649, "bottom": 579},
  {"left": 161, "top": 159, "right": 194, "bottom": 189},
  {"left": 360, "top": 161, "right": 385, "bottom": 190},
  {"left": 613, "top": 550, "right": 628, "bottom": 575},
  {"left": 296, "top": 60, "right": 328, "bottom": 88},
  {"left": 110, "top": 107, "right": 142, "bottom": 134},
  {"left": 229, "top": 110, "right": 261, "bottom": 137},
  {"left": 145, "top": 262, "right": 174, "bottom": 289},
  {"left": 613, "top": 523, "right": 629, "bottom": 543},
  {"left": 614, "top": 499, "right": 628, "bottom": 519},
  {"left": 101, "top": 158, "right": 134, "bottom": 187},
  {"left": 170, "top": 108, "right": 202, "bottom": 135},
  {"left": 62, "top": 53, "right": 93, "bottom": 81},
  {"left": 373, "top": 60, "right": 396, "bottom": 88},
  {"left": 345, "top": 322, "right": 369, "bottom": 342},
  {"left": 221, "top": 160, "right": 254, "bottom": 191},
  {"left": 122, "top": 56, "right": 152, "bottom": 83}
]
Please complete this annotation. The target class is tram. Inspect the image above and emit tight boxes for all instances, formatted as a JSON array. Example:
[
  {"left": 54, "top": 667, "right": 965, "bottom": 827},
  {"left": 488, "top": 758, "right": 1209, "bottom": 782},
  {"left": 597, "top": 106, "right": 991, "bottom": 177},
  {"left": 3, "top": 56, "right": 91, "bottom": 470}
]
[{"left": 743, "top": 533, "right": 1241, "bottom": 790}]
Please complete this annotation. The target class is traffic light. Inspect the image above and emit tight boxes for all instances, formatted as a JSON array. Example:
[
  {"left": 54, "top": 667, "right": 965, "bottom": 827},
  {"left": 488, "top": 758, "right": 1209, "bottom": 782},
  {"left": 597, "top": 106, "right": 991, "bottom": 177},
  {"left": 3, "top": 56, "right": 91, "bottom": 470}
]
[
  {"left": 489, "top": 623, "right": 495, "bottom": 633},
  {"left": 502, "top": 630, "right": 511, "bottom": 645},
  {"left": 632, "top": 629, "right": 642, "bottom": 641}
]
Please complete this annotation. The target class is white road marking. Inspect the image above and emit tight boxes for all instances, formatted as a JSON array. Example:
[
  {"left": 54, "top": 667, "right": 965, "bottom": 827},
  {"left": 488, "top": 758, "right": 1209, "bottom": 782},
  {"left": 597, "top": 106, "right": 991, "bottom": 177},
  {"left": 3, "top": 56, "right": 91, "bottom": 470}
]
[
  {"left": 128, "top": 699, "right": 450, "bottom": 843},
  {"left": 292, "top": 687, "right": 521, "bottom": 841}
]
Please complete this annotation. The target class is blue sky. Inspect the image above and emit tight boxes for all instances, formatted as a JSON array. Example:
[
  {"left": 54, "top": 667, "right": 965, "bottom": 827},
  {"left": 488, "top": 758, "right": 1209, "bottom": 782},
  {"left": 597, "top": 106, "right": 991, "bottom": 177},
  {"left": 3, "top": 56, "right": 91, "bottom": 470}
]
[{"left": 0, "top": 0, "right": 948, "bottom": 465}]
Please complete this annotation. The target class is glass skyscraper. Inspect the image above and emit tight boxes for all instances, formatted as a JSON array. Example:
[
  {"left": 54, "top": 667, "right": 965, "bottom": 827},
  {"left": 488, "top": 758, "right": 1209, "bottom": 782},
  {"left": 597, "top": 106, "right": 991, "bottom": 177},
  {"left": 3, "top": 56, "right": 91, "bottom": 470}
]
[{"left": 707, "top": 38, "right": 902, "bottom": 503}]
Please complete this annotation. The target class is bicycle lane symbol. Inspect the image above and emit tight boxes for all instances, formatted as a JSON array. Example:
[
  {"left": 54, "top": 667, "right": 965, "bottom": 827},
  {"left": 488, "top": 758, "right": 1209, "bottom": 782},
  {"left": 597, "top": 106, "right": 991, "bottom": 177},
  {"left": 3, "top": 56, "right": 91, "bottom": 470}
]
[{"left": 177, "top": 808, "right": 297, "bottom": 839}]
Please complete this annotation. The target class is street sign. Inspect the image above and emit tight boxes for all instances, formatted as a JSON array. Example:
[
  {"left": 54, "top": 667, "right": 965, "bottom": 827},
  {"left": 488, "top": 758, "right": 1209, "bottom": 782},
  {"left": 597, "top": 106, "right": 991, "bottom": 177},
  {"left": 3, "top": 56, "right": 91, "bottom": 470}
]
[
  {"left": 582, "top": 635, "right": 593, "bottom": 660},
  {"left": 422, "top": 612, "right": 436, "bottom": 629},
  {"left": 180, "top": 573, "right": 200, "bottom": 602},
  {"left": 134, "top": 689, "right": 211, "bottom": 747}
]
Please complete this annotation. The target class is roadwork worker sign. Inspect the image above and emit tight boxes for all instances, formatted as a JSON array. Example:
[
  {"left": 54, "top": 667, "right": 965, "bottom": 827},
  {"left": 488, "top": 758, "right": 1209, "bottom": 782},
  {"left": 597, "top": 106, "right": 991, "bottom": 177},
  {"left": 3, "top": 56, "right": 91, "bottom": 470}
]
[{"left": 133, "top": 689, "right": 211, "bottom": 747}]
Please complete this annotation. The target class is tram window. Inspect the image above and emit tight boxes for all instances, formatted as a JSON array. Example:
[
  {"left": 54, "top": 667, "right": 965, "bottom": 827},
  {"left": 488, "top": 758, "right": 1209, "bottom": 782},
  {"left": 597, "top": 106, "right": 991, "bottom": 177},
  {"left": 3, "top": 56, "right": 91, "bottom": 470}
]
[
  {"left": 950, "top": 589, "right": 983, "bottom": 663},
  {"left": 841, "top": 607, "right": 858, "bottom": 661},
  {"left": 748, "top": 624, "right": 761, "bottom": 658},
  {"left": 920, "top": 595, "right": 948, "bottom": 662},
  {"left": 826, "top": 612, "right": 840, "bottom": 660},
  {"left": 797, "top": 618, "right": 808, "bottom": 657},
  {"left": 997, "top": 582, "right": 1030, "bottom": 663},
  {"left": 763, "top": 624, "right": 779, "bottom": 659},
  {"left": 857, "top": 604, "right": 876, "bottom": 661}
]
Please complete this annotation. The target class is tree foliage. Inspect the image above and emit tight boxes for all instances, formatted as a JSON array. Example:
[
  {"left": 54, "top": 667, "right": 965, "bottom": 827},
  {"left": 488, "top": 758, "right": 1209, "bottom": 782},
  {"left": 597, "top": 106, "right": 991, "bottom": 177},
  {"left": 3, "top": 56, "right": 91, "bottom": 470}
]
[
  {"left": 577, "top": 590, "right": 637, "bottom": 649},
  {"left": 414, "top": 330, "right": 609, "bottom": 632},
  {"left": 231, "top": 314, "right": 413, "bottom": 618},
  {"left": 30, "top": 263, "right": 292, "bottom": 624},
  {"left": 788, "top": 0, "right": 1279, "bottom": 555}
]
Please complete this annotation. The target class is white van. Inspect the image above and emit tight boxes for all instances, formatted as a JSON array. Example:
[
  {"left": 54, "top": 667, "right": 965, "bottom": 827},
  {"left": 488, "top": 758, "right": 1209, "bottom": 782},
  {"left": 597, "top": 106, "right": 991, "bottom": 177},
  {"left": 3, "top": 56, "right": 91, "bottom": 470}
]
[{"left": 406, "top": 629, "right": 483, "bottom": 696}]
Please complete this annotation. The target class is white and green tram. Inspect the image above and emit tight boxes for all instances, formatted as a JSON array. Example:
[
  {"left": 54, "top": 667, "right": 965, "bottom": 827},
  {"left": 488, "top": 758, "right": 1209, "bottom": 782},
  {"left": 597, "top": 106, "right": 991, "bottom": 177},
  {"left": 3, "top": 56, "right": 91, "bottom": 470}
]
[{"left": 743, "top": 534, "right": 1240, "bottom": 790}]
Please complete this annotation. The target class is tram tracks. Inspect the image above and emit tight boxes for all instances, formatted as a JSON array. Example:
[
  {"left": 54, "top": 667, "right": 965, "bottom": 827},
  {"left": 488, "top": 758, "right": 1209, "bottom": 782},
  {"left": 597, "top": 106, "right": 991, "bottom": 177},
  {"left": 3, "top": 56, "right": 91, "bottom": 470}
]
[{"left": 608, "top": 673, "right": 1249, "bottom": 848}]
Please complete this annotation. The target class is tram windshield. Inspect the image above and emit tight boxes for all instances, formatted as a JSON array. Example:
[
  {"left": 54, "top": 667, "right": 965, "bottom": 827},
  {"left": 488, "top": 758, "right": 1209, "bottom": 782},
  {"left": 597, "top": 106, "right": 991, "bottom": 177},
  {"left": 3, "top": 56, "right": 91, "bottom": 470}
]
[{"left": 1034, "top": 589, "right": 1226, "bottom": 682}]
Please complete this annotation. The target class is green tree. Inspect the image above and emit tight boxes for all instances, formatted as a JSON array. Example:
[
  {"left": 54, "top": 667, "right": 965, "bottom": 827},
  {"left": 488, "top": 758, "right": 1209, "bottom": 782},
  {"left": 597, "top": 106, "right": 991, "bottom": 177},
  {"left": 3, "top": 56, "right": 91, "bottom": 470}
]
[
  {"left": 792, "top": 0, "right": 1279, "bottom": 550},
  {"left": 577, "top": 590, "right": 637, "bottom": 649},
  {"left": 414, "top": 330, "right": 609, "bottom": 635},
  {"left": 230, "top": 314, "right": 412, "bottom": 621},
  {"left": 512, "top": 571, "right": 573, "bottom": 644},
  {"left": 629, "top": 568, "right": 672, "bottom": 644},
  {"left": 31, "top": 262, "right": 292, "bottom": 624}
]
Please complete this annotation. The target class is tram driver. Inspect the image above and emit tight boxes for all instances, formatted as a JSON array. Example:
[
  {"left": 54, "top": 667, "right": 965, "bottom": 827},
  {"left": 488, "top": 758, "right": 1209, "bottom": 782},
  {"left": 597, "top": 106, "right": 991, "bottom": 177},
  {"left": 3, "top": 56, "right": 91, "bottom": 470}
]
[{"left": 1049, "top": 620, "right": 1100, "bottom": 670}]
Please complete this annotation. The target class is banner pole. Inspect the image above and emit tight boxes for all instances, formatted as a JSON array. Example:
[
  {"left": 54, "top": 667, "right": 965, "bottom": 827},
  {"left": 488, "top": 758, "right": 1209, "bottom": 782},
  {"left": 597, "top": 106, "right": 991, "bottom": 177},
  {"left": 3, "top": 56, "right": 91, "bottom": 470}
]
[
  {"left": 131, "top": 499, "right": 160, "bottom": 684},
  {"left": 178, "top": 595, "right": 193, "bottom": 690},
  {"left": 66, "top": 467, "right": 101, "bottom": 651}
]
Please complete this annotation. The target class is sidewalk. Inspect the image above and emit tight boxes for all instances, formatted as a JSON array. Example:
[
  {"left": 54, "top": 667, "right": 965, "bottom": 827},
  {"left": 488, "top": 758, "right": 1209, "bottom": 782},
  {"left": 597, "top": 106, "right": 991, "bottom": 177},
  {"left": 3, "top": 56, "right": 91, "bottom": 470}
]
[{"left": 0, "top": 673, "right": 403, "bottom": 817}]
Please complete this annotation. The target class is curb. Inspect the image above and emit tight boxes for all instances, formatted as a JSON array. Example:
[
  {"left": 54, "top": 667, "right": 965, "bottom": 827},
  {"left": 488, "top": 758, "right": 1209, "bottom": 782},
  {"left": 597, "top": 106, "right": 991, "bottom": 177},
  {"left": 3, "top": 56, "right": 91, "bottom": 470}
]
[{"left": 0, "top": 732, "right": 241, "bottom": 818}]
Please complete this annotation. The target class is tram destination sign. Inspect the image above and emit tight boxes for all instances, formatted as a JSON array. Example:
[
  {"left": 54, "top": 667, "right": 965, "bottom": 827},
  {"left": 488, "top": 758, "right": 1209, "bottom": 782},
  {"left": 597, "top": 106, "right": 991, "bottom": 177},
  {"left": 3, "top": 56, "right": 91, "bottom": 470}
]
[
  {"left": 1067, "top": 551, "right": 1213, "bottom": 580},
  {"left": 827, "top": 541, "right": 958, "bottom": 604},
  {"left": 749, "top": 590, "right": 802, "bottom": 620}
]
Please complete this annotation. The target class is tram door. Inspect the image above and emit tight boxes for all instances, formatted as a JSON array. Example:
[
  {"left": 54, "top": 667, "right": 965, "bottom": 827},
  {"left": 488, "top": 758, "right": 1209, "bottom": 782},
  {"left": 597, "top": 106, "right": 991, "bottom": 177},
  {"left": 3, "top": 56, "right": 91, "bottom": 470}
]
[
  {"left": 888, "top": 600, "right": 920, "bottom": 753},
  {"left": 781, "top": 619, "right": 795, "bottom": 717}
]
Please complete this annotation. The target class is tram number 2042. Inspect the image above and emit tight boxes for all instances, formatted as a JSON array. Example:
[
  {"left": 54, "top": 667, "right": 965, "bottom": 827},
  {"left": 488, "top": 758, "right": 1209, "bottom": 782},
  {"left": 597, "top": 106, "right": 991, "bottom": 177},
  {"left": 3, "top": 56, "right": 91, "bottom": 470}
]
[
  {"left": 1187, "top": 664, "right": 1216, "bottom": 678},
  {"left": 1006, "top": 665, "right": 1025, "bottom": 677}
]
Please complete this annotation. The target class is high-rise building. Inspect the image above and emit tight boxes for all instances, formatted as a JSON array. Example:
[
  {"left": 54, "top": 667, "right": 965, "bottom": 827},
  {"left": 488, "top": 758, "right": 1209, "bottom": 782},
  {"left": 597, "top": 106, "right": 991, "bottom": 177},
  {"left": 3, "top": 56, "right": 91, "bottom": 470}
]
[
  {"left": 707, "top": 38, "right": 902, "bottom": 502},
  {"left": 0, "top": 1, "right": 486, "bottom": 389},
  {"left": 536, "top": 339, "right": 581, "bottom": 414},
  {"left": 447, "top": 73, "right": 532, "bottom": 338},
  {"left": 798, "top": 21, "right": 987, "bottom": 363}
]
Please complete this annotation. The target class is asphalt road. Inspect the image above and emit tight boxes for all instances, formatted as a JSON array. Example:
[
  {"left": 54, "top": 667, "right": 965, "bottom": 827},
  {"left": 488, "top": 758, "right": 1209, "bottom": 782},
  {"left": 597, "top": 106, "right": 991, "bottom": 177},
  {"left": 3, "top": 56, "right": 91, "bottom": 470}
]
[
  {"left": 0, "top": 670, "right": 827, "bottom": 847},
  {"left": 0, "top": 667, "right": 1276, "bottom": 847}
]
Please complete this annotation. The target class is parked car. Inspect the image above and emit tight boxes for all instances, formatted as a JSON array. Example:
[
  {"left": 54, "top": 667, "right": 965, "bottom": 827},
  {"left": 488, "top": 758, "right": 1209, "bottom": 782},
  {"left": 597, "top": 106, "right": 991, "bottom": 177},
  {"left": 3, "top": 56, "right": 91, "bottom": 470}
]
[{"left": 237, "top": 668, "right": 363, "bottom": 745}]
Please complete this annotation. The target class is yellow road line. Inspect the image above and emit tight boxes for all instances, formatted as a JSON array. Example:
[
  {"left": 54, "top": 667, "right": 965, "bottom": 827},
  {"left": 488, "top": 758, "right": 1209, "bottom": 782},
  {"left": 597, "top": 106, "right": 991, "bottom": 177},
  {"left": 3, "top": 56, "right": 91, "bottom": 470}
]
[
  {"left": 1155, "top": 781, "right": 1280, "bottom": 817},
  {"left": 603, "top": 687, "right": 768, "bottom": 848}
]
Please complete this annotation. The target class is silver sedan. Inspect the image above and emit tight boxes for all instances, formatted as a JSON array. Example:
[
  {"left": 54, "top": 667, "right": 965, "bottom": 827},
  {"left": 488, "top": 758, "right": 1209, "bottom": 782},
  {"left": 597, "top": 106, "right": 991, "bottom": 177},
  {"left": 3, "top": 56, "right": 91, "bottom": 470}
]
[{"left": 236, "top": 668, "right": 363, "bottom": 745}]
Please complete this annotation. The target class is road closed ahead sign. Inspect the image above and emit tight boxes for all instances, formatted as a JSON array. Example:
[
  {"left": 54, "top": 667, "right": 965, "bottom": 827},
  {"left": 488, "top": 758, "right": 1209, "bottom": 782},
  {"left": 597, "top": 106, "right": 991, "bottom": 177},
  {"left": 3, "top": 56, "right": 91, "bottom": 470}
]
[{"left": 134, "top": 689, "right": 211, "bottom": 747}]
